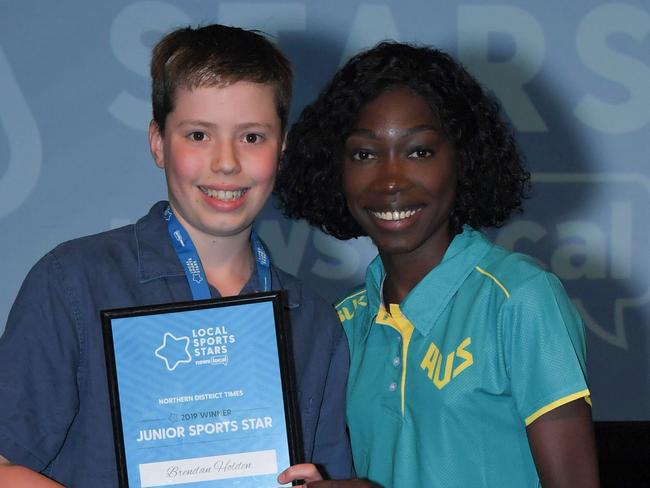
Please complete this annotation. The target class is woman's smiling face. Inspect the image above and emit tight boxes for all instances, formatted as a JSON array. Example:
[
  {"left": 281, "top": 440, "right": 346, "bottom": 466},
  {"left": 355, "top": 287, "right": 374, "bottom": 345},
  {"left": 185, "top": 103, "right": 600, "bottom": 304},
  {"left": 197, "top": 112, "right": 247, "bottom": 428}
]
[{"left": 342, "top": 86, "right": 457, "bottom": 261}]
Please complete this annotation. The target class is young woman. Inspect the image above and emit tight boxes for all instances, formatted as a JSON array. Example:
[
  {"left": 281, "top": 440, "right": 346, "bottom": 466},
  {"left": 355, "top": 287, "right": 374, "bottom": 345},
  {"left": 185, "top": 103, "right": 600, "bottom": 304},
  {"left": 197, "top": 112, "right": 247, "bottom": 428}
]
[{"left": 277, "top": 42, "right": 599, "bottom": 487}]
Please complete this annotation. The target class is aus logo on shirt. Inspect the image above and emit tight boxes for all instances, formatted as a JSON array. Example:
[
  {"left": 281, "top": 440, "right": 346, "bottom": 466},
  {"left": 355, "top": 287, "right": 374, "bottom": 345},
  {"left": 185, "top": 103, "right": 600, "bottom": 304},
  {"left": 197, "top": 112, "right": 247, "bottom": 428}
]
[
  {"left": 493, "top": 173, "right": 647, "bottom": 350},
  {"left": 420, "top": 337, "right": 474, "bottom": 390}
]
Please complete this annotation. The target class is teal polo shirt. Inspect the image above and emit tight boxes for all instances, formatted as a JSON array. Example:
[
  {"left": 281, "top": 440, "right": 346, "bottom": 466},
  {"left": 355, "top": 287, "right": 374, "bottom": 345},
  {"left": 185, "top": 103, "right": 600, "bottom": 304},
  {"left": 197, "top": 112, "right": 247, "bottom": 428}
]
[{"left": 336, "top": 227, "right": 590, "bottom": 487}]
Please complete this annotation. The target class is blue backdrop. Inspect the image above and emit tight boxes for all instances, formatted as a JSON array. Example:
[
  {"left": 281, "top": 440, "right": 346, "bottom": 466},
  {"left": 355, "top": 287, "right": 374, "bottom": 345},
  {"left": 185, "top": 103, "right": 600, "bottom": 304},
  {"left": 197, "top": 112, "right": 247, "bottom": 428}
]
[{"left": 1, "top": 0, "right": 649, "bottom": 420}]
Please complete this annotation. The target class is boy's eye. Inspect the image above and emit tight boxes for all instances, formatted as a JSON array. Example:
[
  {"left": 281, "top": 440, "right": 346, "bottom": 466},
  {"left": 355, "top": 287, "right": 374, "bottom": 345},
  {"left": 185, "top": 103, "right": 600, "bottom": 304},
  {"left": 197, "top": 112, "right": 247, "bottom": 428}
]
[
  {"left": 244, "top": 133, "right": 264, "bottom": 144},
  {"left": 189, "top": 131, "right": 206, "bottom": 142},
  {"left": 351, "top": 150, "right": 376, "bottom": 161},
  {"left": 408, "top": 148, "right": 433, "bottom": 158}
]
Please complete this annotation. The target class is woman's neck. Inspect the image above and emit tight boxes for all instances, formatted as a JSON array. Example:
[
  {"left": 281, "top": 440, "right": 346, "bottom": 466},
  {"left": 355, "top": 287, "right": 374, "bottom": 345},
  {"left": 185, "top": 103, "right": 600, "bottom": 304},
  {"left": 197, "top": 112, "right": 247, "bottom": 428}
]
[
  {"left": 381, "top": 259, "right": 433, "bottom": 306},
  {"left": 380, "top": 235, "right": 452, "bottom": 306}
]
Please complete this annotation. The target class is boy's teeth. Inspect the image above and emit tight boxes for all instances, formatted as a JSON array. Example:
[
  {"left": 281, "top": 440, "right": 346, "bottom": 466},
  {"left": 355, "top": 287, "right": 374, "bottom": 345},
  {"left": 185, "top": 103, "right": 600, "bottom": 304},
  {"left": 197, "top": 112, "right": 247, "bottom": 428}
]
[
  {"left": 371, "top": 208, "right": 421, "bottom": 221},
  {"left": 201, "top": 187, "right": 245, "bottom": 201}
]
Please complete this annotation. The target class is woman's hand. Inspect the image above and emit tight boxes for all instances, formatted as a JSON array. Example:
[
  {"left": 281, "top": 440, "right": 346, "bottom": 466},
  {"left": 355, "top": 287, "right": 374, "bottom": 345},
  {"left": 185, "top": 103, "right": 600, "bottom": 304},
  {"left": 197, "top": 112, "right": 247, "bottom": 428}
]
[
  {"left": 300, "top": 481, "right": 378, "bottom": 487},
  {"left": 278, "top": 463, "right": 323, "bottom": 484},
  {"left": 277, "top": 464, "right": 379, "bottom": 487}
]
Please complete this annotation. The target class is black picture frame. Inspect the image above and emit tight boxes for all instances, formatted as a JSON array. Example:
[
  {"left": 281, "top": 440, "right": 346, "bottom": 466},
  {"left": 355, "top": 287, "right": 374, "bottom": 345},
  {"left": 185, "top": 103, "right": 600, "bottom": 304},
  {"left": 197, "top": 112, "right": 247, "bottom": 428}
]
[{"left": 101, "top": 291, "right": 303, "bottom": 487}]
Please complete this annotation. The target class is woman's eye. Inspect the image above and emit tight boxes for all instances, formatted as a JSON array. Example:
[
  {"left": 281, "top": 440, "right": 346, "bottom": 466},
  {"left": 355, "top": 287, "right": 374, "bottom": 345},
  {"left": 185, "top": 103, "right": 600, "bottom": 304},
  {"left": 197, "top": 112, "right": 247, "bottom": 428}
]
[
  {"left": 408, "top": 148, "right": 433, "bottom": 158},
  {"left": 189, "top": 131, "right": 206, "bottom": 142},
  {"left": 244, "top": 133, "right": 263, "bottom": 144},
  {"left": 352, "top": 150, "right": 376, "bottom": 161}
]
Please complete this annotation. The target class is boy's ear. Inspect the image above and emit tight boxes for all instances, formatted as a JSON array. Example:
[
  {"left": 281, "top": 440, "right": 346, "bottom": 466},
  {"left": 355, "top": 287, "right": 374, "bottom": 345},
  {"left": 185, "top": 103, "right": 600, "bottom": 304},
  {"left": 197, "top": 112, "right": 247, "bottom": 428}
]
[{"left": 148, "top": 120, "right": 165, "bottom": 169}]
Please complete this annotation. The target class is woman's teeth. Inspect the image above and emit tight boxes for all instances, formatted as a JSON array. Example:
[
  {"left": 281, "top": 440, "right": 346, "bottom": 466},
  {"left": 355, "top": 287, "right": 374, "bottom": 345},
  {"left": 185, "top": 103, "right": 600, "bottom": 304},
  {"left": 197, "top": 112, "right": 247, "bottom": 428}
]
[{"left": 371, "top": 208, "right": 421, "bottom": 221}]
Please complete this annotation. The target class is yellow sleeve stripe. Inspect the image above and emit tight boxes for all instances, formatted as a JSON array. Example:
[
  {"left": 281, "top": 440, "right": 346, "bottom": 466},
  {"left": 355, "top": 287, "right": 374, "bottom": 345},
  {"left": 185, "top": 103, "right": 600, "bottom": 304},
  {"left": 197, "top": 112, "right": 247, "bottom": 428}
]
[
  {"left": 525, "top": 389, "right": 591, "bottom": 426},
  {"left": 474, "top": 266, "right": 510, "bottom": 298},
  {"left": 335, "top": 288, "right": 367, "bottom": 309}
]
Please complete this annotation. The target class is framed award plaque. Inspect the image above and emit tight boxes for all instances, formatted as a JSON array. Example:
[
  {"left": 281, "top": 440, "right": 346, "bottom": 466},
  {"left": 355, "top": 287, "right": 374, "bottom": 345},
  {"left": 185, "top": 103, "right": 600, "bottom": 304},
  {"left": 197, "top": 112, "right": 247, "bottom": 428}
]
[{"left": 101, "top": 291, "right": 302, "bottom": 487}]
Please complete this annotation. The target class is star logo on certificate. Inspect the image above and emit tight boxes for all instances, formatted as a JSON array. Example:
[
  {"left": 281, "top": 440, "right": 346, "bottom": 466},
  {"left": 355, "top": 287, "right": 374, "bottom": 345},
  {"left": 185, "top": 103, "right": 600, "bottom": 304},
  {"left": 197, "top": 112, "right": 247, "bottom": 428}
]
[{"left": 155, "top": 332, "right": 192, "bottom": 371}]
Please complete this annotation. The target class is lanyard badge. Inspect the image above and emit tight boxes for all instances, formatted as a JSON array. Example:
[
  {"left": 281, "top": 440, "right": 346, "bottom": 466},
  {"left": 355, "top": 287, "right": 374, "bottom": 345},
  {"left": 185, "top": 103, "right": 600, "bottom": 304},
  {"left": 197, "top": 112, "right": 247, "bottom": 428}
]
[{"left": 164, "top": 205, "right": 271, "bottom": 300}]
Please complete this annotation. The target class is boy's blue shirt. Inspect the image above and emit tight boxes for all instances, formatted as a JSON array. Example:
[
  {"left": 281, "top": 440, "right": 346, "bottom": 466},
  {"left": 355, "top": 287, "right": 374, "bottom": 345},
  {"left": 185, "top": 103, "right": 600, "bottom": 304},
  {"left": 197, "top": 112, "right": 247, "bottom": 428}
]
[{"left": 0, "top": 201, "right": 353, "bottom": 485}]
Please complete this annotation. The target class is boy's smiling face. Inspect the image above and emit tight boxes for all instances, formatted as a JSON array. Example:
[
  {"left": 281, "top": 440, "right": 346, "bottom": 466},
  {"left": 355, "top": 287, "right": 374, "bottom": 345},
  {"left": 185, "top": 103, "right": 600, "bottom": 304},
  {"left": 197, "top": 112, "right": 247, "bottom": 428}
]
[{"left": 149, "top": 81, "right": 282, "bottom": 244}]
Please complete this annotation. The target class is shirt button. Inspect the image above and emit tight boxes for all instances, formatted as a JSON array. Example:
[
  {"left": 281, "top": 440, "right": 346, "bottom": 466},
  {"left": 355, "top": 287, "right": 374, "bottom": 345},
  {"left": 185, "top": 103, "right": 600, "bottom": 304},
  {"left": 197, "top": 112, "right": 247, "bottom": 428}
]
[
  {"left": 388, "top": 382, "right": 398, "bottom": 392},
  {"left": 392, "top": 357, "right": 401, "bottom": 367}
]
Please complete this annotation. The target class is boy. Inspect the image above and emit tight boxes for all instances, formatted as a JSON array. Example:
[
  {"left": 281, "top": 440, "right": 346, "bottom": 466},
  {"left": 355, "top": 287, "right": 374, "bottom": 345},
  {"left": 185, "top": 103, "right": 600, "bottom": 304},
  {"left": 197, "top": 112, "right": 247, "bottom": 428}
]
[{"left": 0, "top": 24, "right": 352, "bottom": 486}]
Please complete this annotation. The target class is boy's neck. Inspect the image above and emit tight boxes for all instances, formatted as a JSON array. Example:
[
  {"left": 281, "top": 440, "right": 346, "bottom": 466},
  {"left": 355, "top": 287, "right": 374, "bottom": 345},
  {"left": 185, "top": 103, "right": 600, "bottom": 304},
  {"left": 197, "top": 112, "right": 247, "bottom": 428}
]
[
  {"left": 172, "top": 211, "right": 256, "bottom": 297},
  {"left": 194, "top": 234, "right": 255, "bottom": 297}
]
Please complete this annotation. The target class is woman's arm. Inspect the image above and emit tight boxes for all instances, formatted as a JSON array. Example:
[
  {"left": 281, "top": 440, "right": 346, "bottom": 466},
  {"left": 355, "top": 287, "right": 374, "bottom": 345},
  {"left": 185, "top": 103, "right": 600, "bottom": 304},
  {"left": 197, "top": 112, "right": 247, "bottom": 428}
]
[{"left": 526, "top": 399, "right": 599, "bottom": 487}]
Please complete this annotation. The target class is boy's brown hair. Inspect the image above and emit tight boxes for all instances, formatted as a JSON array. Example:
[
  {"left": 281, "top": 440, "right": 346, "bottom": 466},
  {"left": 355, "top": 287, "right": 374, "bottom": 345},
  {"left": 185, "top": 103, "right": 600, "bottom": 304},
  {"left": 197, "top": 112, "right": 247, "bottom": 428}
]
[{"left": 151, "top": 24, "right": 292, "bottom": 132}]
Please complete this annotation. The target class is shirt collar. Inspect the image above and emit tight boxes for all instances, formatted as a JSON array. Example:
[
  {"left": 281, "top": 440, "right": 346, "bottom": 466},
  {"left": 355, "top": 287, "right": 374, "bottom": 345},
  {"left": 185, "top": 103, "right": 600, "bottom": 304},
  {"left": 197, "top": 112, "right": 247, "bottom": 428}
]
[
  {"left": 133, "top": 201, "right": 300, "bottom": 308},
  {"left": 135, "top": 201, "right": 186, "bottom": 282},
  {"left": 363, "top": 226, "right": 493, "bottom": 338}
]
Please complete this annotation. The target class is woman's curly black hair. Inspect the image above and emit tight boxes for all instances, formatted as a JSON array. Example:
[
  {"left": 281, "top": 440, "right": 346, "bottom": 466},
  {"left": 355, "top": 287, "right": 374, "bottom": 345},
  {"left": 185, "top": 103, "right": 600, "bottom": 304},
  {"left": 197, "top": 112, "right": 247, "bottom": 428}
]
[{"left": 275, "top": 41, "right": 530, "bottom": 239}]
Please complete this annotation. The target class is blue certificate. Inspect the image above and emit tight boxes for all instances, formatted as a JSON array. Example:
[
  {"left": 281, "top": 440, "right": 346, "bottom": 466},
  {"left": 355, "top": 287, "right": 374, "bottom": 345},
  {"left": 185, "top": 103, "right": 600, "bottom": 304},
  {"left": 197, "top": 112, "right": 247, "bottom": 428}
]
[{"left": 101, "top": 292, "right": 301, "bottom": 487}]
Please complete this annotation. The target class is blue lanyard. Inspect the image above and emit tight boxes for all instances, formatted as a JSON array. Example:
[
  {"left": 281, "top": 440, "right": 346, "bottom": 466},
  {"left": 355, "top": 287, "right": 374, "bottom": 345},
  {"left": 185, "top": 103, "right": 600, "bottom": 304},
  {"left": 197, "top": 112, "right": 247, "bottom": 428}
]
[{"left": 163, "top": 205, "right": 271, "bottom": 300}]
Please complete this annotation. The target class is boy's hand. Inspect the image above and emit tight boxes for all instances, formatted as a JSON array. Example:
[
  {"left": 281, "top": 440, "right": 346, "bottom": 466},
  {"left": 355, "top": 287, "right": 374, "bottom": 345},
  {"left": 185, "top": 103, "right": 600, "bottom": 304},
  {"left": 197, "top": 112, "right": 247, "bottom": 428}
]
[{"left": 0, "top": 463, "right": 65, "bottom": 487}]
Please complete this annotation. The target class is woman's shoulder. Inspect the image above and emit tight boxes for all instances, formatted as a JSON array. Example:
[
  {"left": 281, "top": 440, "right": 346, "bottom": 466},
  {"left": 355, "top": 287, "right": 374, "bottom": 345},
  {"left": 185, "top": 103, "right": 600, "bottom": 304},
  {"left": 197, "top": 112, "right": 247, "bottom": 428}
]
[{"left": 475, "top": 242, "right": 565, "bottom": 299}]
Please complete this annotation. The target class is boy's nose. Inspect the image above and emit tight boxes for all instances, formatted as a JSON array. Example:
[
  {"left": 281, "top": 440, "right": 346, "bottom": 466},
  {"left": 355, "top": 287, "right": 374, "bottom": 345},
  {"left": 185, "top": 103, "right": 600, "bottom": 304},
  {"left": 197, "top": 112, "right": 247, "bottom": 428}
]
[{"left": 210, "top": 142, "right": 240, "bottom": 174}]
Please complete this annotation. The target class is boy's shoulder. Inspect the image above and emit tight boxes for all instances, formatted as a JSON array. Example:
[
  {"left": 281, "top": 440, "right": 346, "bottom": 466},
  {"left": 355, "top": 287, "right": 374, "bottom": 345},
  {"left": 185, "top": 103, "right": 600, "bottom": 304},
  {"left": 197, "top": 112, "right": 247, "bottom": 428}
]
[
  {"left": 35, "top": 201, "right": 169, "bottom": 278},
  {"left": 270, "top": 267, "right": 343, "bottom": 344},
  {"left": 271, "top": 266, "right": 327, "bottom": 310},
  {"left": 52, "top": 222, "right": 135, "bottom": 260}
]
